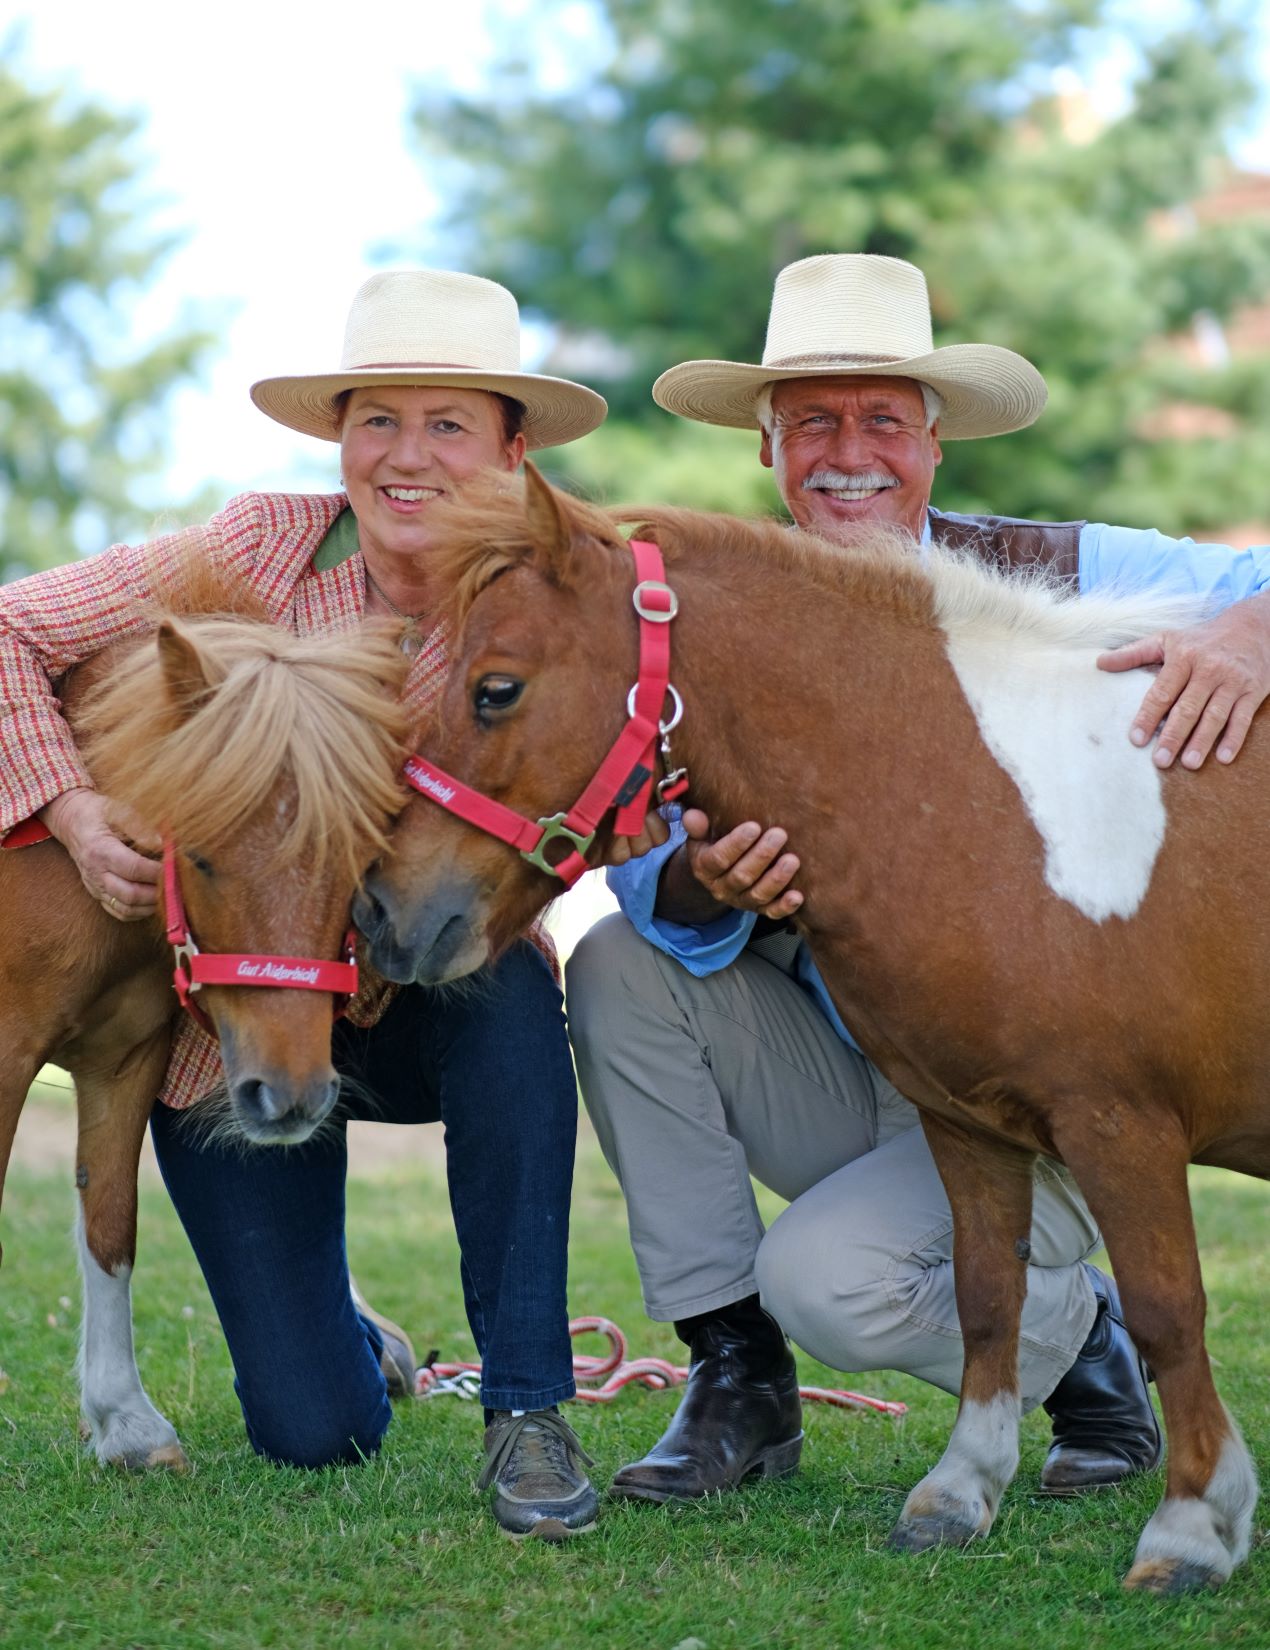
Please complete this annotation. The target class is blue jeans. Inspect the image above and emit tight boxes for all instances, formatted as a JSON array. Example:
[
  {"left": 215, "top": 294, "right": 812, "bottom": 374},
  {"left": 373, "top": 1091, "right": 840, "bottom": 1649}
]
[{"left": 150, "top": 940, "right": 578, "bottom": 1468}]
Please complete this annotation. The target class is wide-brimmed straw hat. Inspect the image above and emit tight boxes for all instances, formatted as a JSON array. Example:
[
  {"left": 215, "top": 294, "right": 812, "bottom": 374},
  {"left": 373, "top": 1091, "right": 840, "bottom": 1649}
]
[
  {"left": 652, "top": 254, "right": 1047, "bottom": 440},
  {"left": 251, "top": 269, "right": 607, "bottom": 450}
]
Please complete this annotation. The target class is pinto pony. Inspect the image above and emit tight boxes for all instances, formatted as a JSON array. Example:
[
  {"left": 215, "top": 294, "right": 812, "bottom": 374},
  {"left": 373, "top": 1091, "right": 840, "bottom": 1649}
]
[
  {"left": 359, "top": 468, "right": 1266, "bottom": 1595},
  {"left": 0, "top": 579, "right": 409, "bottom": 1469}
]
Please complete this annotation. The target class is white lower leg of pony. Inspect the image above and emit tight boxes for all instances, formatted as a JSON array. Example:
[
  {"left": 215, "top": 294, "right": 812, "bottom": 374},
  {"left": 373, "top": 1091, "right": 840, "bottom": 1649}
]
[
  {"left": 896, "top": 1391, "right": 1021, "bottom": 1541},
  {"left": 76, "top": 1204, "right": 184, "bottom": 1468},
  {"left": 1130, "top": 1416, "right": 1258, "bottom": 1585}
]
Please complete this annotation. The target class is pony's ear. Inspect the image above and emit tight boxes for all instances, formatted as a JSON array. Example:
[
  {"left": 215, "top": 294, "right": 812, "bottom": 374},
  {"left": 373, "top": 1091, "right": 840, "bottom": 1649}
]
[
  {"left": 157, "top": 619, "right": 214, "bottom": 720},
  {"left": 523, "top": 461, "right": 574, "bottom": 582}
]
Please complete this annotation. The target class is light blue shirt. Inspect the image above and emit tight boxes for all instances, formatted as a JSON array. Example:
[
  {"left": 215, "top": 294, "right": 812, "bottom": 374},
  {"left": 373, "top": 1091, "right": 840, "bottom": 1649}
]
[{"left": 608, "top": 522, "right": 1270, "bottom": 1048}]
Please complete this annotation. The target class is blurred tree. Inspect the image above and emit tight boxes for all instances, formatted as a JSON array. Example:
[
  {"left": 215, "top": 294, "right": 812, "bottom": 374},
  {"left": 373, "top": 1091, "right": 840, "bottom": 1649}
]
[
  {"left": 413, "top": 0, "right": 1270, "bottom": 536},
  {"left": 0, "top": 57, "right": 213, "bottom": 579}
]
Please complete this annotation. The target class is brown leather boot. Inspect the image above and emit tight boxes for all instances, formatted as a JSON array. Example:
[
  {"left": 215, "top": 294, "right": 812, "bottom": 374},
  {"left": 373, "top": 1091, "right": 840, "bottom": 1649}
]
[
  {"left": 610, "top": 1296, "right": 803, "bottom": 1503},
  {"left": 1040, "top": 1264, "right": 1162, "bottom": 1492}
]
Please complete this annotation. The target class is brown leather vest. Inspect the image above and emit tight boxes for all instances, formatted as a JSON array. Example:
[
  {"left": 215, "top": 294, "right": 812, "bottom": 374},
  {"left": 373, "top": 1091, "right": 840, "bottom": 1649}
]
[{"left": 927, "top": 506, "right": 1085, "bottom": 584}]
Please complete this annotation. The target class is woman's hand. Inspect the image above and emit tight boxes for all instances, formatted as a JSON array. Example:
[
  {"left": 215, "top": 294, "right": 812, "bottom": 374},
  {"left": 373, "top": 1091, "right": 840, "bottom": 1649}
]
[
  {"left": 605, "top": 809, "right": 671, "bottom": 865},
  {"left": 39, "top": 787, "right": 161, "bottom": 920}
]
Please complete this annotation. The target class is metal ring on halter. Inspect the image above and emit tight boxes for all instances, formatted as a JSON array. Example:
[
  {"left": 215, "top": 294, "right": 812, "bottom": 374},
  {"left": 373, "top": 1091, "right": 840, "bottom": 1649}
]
[{"left": 626, "top": 681, "right": 683, "bottom": 734}]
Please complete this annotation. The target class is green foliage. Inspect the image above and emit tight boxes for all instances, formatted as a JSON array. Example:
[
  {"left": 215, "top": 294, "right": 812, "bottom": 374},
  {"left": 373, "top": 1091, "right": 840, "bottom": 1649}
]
[
  {"left": 0, "top": 55, "right": 214, "bottom": 579},
  {"left": 413, "top": 0, "right": 1270, "bottom": 535}
]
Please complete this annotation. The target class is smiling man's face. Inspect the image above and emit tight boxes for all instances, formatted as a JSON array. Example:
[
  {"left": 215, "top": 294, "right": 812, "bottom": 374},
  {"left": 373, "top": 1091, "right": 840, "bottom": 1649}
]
[{"left": 760, "top": 374, "right": 941, "bottom": 541}]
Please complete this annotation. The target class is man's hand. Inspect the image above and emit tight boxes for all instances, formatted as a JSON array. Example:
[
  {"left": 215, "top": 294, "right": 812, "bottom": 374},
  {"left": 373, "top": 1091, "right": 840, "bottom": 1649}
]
[
  {"left": 651, "top": 808, "right": 803, "bottom": 926},
  {"left": 605, "top": 809, "right": 671, "bottom": 866},
  {"left": 681, "top": 810, "right": 803, "bottom": 919},
  {"left": 39, "top": 787, "right": 161, "bottom": 920},
  {"left": 1098, "top": 593, "right": 1270, "bottom": 769}
]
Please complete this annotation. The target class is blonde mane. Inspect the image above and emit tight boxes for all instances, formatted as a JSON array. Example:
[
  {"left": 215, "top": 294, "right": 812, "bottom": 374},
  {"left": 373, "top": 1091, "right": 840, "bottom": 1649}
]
[{"left": 76, "top": 562, "right": 412, "bottom": 885}]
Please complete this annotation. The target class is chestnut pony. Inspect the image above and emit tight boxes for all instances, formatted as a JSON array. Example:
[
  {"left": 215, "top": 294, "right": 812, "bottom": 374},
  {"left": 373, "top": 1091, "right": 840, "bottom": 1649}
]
[
  {"left": 359, "top": 467, "right": 1266, "bottom": 1595},
  {"left": 0, "top": 572, "right": 409, "bottom": 1470}
]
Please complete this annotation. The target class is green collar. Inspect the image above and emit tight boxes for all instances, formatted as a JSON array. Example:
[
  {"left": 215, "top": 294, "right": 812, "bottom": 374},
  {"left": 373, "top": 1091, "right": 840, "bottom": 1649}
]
[{"left": 312, "top": 506, "right": 361, "bottom": 572}]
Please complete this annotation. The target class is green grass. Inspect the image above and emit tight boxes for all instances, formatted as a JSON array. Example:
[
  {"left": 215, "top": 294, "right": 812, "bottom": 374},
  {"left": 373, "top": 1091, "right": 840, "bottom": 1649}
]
[{"left": 1, "top": 1092, "right": 1267, "bottom": 1650}]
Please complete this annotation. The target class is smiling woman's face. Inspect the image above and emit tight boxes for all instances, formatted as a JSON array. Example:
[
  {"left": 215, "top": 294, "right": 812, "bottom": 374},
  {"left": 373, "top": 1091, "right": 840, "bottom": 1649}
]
[{"left": 339, "top": 384, "right": 526, "bottom": 561}]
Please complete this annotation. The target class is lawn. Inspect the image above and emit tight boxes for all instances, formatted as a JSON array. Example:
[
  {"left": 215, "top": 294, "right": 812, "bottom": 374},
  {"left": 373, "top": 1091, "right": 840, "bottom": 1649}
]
[{"left": 1, "top": 1078, "right": 1266, "bottom": 1650}]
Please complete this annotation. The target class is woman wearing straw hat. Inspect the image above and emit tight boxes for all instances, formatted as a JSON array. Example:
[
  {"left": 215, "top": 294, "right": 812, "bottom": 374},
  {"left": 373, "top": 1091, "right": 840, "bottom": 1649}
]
[{"left": 1, "top": 269, "right": 607, "bottom": 1540}]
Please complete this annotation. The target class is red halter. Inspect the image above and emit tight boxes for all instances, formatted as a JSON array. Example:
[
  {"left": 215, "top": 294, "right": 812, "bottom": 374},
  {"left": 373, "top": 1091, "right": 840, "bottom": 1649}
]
[
  {"left": 404, "top": 538, "right": 688, "bottom": 889},
  {"left": 163, "top": 842, "right": 359, "bottom": 1035},
  {"left": 1, "top": 820, "right": 360, "bottom": 1035}
]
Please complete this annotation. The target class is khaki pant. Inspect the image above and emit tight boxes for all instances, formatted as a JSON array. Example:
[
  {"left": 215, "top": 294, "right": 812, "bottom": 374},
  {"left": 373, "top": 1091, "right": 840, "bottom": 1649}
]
[{"left": 566, "top": 914, "right": 1100, "bottom": 1410}]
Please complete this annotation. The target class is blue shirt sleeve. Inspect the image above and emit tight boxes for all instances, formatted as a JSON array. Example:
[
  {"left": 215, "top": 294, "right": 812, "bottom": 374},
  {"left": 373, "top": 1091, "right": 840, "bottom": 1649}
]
[
  {"left": 1079, "top": 525, "right": 1270, "bottom": 607},
  {"left": 605, "top": 807, "right": 757, "bottom": 976}
]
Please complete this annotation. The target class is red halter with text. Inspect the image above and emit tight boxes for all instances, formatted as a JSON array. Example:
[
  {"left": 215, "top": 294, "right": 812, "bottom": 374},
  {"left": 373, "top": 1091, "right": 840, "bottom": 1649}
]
[
  {"left": 162, "top": 843, "right": 359, "bottom": 1035},
  {"left": 1, "top": 822, "right": 361, "bottom": 1035},
  {"left": 404, "top": 538, "right": 688, "bottom": 888}
]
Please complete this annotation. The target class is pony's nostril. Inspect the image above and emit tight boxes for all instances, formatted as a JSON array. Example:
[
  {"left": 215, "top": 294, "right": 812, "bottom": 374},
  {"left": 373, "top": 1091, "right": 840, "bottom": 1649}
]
[
  {"left": 352, "top": 886, "right": 387, "bottom": 942},
  {"left": 234, "top": 1078, "right": 280, "bottom": 1124}
]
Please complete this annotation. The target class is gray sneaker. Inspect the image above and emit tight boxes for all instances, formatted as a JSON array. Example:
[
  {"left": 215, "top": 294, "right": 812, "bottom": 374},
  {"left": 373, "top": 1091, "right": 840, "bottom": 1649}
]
[{"left": 479, "top": 1408, "right": 598, "bottom": 1540}]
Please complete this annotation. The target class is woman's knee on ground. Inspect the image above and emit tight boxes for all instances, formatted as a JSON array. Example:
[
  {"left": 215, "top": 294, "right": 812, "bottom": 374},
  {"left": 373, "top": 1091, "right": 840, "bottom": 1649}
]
[{"left": 243, "top": 1389, "right": 391, "bottom": 1471}]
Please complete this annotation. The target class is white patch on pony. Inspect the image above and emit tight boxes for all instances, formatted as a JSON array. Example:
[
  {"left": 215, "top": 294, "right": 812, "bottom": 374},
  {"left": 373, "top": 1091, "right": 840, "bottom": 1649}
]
[
  {"left": 76, "top": 1207, "right": 183, "bottom": 1468},
  {"left": 897, "top": 1391, "right": 1021, "bottom": 1536},
  {"left": 1130, "top": 1416, "right": 1258, "bottom": 1584},
  {"left": 929, "top": 552, "right": 1208, "bottom": 924}
]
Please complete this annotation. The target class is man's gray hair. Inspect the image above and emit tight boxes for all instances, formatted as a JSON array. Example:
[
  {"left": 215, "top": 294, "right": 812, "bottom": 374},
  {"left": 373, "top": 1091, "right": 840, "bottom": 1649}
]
[{"left": 755, "top": 379, "right": 943, "bottom": 435}]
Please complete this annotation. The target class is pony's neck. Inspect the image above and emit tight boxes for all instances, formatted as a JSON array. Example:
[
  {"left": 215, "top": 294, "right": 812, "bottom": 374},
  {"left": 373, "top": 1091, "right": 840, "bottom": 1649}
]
[{"left": 662, "top": 554, "right": 955, "bottom": 928}]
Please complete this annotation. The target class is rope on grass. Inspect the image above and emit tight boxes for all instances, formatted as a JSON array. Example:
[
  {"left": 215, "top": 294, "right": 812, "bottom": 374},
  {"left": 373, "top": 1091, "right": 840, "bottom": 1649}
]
[{"left": 413, "top": 1314, "right": 907, "bottom": 1417}]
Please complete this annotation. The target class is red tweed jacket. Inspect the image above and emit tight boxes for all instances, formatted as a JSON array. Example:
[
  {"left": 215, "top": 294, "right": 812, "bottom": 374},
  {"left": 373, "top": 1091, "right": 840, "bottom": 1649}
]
[{"left": 0, "top": 490, "right": 551, "bottom": 1109}]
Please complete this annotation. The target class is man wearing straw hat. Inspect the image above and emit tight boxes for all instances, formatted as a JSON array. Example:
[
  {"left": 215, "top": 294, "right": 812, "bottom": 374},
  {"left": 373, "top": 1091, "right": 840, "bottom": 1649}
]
[
  {"left": 568, "top": 253, "right": 1270, "bottom": 1507},
  {"left": 2, "top": 268, "right": 608, "bottom": 1540}
]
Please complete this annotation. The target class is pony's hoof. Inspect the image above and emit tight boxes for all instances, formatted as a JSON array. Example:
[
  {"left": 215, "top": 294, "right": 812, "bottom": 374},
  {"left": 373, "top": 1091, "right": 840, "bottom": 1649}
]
[
  {"left": 145, "top": 1442, "right": 190, "bottom": 1473},
  {"left": 888, "top": 1514, "right": 980, "bottom": 1553},
  {"left": 1123, "top": 1557, "right": 1224, "bottom": 1596}
]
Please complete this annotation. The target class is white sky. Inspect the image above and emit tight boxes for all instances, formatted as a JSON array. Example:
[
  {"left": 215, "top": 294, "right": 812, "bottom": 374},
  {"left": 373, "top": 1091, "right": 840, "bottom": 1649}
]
[{"left": 11, "top": 1, "right": 1270, "bottom": 517}]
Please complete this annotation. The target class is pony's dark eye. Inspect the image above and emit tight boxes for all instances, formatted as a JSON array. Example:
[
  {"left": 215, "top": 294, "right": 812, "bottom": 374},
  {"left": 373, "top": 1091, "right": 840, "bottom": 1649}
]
[
  {"left": 187, "top": 851, "right": 214, "bottom": 877},
  {"left": 474, "top": 676, "right": 524, "bottom": 715}
]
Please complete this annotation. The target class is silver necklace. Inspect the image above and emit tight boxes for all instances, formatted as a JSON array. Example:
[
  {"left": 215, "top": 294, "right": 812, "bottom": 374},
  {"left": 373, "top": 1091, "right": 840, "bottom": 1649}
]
[{"left": 364, "top": 566, "right": 427, "bottom": 658}]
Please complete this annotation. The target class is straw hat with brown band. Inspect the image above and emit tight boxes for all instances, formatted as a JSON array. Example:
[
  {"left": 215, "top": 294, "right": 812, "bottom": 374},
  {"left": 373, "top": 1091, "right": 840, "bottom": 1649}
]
[
  {"left": 252, "top": 268, "right": 607, "bottom": 450},
  {"left": 652, "top": 254, "right": 1048, "bottom": 440}
]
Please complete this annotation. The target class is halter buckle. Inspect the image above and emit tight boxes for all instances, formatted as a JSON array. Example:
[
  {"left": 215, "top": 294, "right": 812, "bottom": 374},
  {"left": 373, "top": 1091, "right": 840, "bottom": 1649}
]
[
  {"left": 632, "top": 580, "right": 679, "bottom": 623},
  {"left": 522, "top": 813, "right": 596, "bottom": 877},
  {"left": 172, "top": 937, "right": 202, "bottom": 995}
]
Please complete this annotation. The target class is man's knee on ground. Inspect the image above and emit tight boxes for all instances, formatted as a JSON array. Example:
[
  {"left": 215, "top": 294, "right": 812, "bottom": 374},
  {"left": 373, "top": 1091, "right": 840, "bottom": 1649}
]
[{"left": 756, "top": 1200, "right": 897, "bottom": 1376}]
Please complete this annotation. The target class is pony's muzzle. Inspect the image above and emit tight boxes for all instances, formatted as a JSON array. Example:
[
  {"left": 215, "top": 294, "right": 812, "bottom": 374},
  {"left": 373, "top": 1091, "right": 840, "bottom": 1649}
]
[
  {"left": 353, "top": 875, "right": 484, "bottom": 985},
  {"left": 230, "top": 1072, "right": 341, "bottom": 1144}
]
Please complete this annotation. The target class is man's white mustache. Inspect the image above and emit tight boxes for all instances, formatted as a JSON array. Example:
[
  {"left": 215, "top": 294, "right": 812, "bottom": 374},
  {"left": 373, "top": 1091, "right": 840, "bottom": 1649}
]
[{"left": 803, "top": 469, "right": 900, "bottom": 492}]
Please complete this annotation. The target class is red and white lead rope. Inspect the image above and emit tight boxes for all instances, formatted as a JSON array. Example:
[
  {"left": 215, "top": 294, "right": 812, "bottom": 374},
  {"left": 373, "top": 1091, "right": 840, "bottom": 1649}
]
[{"left": 413, "top": 1315, "right": 907, "bottom": 1417}]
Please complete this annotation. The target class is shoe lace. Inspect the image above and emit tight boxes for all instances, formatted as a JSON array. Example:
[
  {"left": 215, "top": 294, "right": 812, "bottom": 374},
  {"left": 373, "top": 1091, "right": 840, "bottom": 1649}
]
[{"left": 478, "top": 1409, "right": 596, "bottom": 1493}]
